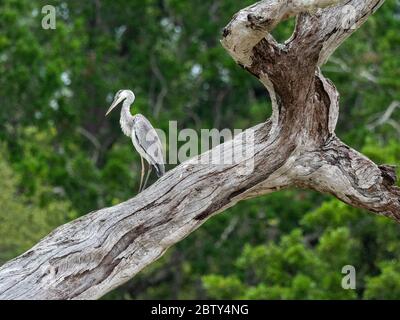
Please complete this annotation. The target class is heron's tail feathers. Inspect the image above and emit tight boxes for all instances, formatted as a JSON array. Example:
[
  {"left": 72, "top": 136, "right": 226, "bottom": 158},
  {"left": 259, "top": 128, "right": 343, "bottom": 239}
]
[{"left": 154, "top": 163, "right": 165, "bottom": 178}]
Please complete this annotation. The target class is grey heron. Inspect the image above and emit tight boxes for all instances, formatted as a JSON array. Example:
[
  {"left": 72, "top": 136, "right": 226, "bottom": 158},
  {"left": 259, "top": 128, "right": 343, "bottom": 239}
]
[{"left": 106, "top": 89, "right": 165, "bottom": 192}]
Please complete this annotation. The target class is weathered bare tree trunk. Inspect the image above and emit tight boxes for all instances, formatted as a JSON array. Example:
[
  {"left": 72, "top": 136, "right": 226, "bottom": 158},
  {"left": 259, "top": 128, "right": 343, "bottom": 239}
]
[{"left": 0, "top": 0, "right": 398, "bottom": 300}]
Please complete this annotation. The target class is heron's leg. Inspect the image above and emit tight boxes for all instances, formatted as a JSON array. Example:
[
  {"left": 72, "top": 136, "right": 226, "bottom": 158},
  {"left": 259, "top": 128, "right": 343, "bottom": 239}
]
[
  {"left": 138, "top": 157, "right": 145, "bottom": 192},
  {"left": 142, "top": 165, "right": 152, "bottom": 191}
]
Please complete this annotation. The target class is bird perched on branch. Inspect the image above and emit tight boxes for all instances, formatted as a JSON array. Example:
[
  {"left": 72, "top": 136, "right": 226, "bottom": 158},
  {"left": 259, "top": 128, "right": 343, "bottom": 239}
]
[{"left": 106, "top": 90, "right": 165, "bottom": 192}]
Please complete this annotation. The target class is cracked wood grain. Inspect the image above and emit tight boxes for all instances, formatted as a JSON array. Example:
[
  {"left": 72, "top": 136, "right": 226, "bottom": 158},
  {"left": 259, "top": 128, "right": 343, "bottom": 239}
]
[{"left": 0, "top": 0, "right": 397, "bottom": 300}]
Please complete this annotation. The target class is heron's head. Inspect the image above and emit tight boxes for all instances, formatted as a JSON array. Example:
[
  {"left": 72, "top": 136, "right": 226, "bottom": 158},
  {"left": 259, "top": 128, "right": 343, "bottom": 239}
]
[{"left": 106, "top": 89, "right": 135, "bottom": 116}]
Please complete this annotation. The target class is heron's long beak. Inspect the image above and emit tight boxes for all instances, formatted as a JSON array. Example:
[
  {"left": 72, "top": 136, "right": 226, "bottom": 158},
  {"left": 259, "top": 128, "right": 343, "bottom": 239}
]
[{"left": 106, "top": 96, "right": 124, "bottom": 116}]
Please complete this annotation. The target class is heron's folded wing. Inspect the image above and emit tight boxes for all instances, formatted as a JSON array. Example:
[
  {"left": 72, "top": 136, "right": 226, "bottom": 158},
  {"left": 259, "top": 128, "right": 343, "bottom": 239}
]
[{"left": 132, "top": 114, "right": 165, "bottom": 172}]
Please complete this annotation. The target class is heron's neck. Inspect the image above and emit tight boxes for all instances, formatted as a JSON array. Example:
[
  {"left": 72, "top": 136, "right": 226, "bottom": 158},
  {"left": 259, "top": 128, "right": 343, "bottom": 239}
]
[{"left": 120, "top": 99, "right": 134, "bottom": 137}]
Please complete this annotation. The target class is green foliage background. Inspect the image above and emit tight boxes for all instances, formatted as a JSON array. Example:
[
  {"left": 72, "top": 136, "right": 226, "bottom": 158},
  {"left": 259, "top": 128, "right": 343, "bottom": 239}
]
[{"left": 0, "top": 0, "right": 400, "bottom": 299}]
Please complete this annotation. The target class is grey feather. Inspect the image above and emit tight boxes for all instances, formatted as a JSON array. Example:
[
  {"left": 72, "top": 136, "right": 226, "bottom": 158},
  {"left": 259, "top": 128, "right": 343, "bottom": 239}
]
[{"left": 132, "top": 114, "right": 165, "bottom": 176}]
